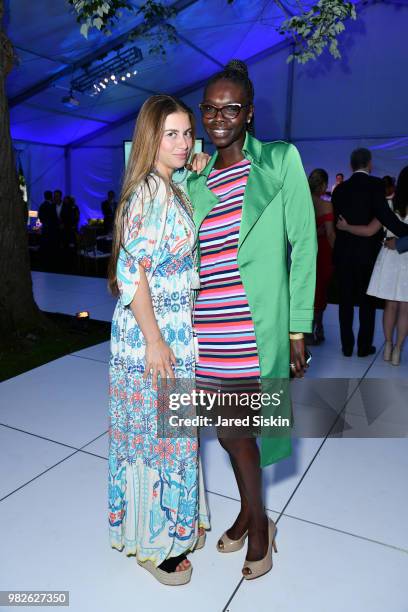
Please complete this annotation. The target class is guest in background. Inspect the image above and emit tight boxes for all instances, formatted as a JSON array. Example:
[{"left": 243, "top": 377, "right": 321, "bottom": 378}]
[
  {"left": 38, "top": 190, "right": 59, "bottom": 270},
  {"left": 331, "top": 172, "right": 344, "bottom": 194},
  {"left": 337, "top": 166, "right": 408, "bottom": 365},
  {"left": 385, "top": 235, "right": 408, "bottom": 253},
  {"left": 332, "top": 148, "right": 408, "bottom": 357},
  {"left": 53, "top": 189, "right": 63, "bottom": 221},
  {"left": 309, "top": 169, "right": 335, "bottom": 344},
  {"left": 382, "top": 175, "right": 396, "bottom": 205},
  {"left": 59, "top": 195, "right": 80, "bottom": 271},
  {"left": 60, "top": 195, "right": 79, "bottom": 248},
  {"left": 101, "top": 190, "right": 117, "bottom": 234},
  {"left": 38, "top": 190, "right": 55, "bottom": 230}
]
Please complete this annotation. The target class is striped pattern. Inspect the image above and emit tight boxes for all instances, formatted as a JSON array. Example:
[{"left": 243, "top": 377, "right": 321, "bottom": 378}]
[{"left": 194, "top": 158, "right": 260, "bottom": 379}]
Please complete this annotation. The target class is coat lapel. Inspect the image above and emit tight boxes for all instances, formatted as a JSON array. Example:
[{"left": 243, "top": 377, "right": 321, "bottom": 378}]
[
  {"left": 188, "top": 132, "right": 282, "bottom": 246},
  {"left": 239, "top": 134, "right": 282, "bottom": 251}
]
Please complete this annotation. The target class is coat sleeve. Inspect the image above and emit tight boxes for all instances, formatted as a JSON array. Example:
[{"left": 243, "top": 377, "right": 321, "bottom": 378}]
[
  {"left": 372, "top": 183, "right": 408, "bottom": 237},
  {"left": 116, "top": 178, "right": 168, "bottom": 307},
  {"left": 396, "top": 235, "right": 408, "bottom": 253},
  {"left": 281, "top": 144, "right": 317, "bottom": 332}
]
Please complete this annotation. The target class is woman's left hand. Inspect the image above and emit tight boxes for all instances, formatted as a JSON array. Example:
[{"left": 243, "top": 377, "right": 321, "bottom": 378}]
[
  {"left": 336, "top": 214, "right": 349, "bottom": 231},
  {"left": 290, "top": 338, "right": 308, "bottom": 378}
]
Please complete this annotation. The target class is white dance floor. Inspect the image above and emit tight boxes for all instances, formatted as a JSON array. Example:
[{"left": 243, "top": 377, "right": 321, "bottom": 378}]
[{"left": 0, "top": 272, "right": 407, "bottom": 612}]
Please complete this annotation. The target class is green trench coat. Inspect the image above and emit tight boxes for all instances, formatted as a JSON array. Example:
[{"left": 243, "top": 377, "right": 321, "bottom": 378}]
[{"left": 187, "top": 132, "right": 317, "bottom": 467}]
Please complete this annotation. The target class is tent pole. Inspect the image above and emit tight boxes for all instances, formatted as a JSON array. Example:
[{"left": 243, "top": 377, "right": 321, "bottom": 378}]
[{"left": 65, "top": 146, "right": 72, "bottom": 197}]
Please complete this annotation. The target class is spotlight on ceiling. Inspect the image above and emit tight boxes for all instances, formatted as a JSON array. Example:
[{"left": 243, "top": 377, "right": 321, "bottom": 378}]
[{"left": 62, "top": 92, "right": 80, "bottom": 109}]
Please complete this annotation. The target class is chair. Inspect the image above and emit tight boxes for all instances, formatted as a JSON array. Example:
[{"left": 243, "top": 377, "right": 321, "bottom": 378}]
[{"left": 77, "top": 229, "right": 110, "bottom": 276}]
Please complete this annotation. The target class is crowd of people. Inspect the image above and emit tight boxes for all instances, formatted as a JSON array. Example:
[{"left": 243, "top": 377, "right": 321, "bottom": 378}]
[
  {"left": 308, "top": 149, "right": 408, "bottom": 366},
  {"left": 35, "top": 189, "right": 117, "bottom": 272},
  {"left": 37, "top": 189, "right": 80, "bottom": 271}
]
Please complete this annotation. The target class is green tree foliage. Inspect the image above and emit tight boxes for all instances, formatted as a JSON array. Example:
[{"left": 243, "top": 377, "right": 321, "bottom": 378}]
[{"left": 68, "top": 0, "right": 357, "bottom": 63}]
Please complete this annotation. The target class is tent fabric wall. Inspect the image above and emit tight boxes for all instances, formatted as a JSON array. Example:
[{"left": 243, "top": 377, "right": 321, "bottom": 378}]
[
  {"left": 69, "top": 120, "right": 134, "bottom": 221},
  {"left": 295, "top": 137, "right": 408, "bottom": 186},
  {"left": 291, "top": 3, "right": 408, "bottom": 141},
  {"left": 69, "top": 146, "right": 124, "bottom": 224},
  {"left": 13, "top": 141, "right": 66, "bottom": 211}
]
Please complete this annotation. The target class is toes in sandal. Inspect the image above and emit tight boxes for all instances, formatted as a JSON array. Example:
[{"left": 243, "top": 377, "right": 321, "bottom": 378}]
[
  {"left": 242, "top": 518, "right": 277, "bottom": 580},
  {"left": 137, "top": 553, "right": 192, "bottom": 586}
]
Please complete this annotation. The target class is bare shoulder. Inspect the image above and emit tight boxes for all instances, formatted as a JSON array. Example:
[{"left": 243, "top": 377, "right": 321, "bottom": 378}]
[{"left": 315, "top": 197, "right": 333, "bottom": 216}]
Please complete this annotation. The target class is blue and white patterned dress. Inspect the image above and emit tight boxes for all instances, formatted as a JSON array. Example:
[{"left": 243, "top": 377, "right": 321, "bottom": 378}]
[{"left": 108, "top": 175, "right": 210, "bottom": 566}]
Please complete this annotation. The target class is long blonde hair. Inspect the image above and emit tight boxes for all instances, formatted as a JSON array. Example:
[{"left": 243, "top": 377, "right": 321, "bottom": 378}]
[{"left": 108, "top": 95, "right": 196, "bottom": 296}]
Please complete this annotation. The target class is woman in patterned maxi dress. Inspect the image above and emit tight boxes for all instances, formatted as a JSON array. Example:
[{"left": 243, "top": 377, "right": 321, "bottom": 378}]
[{"left": 107, "top": 95, "right": 210, "bottom": 585}]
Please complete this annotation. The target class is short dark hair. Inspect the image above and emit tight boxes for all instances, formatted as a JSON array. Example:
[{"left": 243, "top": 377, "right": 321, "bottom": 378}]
[
  {"left": 108, "top": 190, "right": 115, "bottom": 197},
  {"left": 44, "top": 190, "right": 52, "bottom": 200},
  {"left": 336, "top": 173, "right": 344, "bottom": 179},
  {"left": 350, "top": 148, "right": 372, "bottom": 171},
  {"left": 54, "top": 189, "right": 62, "bottom": 196}
]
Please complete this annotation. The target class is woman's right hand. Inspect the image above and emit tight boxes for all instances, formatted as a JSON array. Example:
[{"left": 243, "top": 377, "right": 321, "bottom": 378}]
[
  {"left": 186, "top": 152, "right": 211, "bottom": 174},
  {"left": 336, "top": 214, "right": 349, "bottom": 231},
  {"left": 143, "top": 337, "right": 177, "bottom": 388}
]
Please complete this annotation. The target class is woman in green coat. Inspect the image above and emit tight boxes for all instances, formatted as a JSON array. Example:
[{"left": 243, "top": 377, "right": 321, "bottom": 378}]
[{"left": 187, "top": 60, "right": 317, "bottom": 581}]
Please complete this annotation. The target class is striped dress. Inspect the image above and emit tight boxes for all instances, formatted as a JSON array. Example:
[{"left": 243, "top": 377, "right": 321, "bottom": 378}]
[{"left": 193, "top": 158, "right": 261, "bottom": 380}]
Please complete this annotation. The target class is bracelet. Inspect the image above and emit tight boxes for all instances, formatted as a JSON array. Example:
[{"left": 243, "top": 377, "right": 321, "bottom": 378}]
[{"left": 289, "top": 332, "right": 304, "bottom": 340}]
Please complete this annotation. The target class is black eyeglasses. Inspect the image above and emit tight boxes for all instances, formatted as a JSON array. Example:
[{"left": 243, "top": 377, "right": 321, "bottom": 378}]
[{"left": 199, "top": 103, "right": 250, "bottom": 119}]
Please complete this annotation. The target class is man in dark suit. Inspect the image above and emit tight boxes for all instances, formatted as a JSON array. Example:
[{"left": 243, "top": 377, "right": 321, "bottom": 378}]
[
  {"left": 332, "top": 148, "right": 408, "bottom": 357},
  {"left": 59, "top": 195, "right": 80, "bottom": 272},
  {"left": 38, "top": 190, "right": 55, "bottom": 229},
  {"left": 101, "top": 190, "right": 117, "bottom": 234},
  {"left": 60, "top": 195, "right": 79, "bottom": 247},
  {"left": 38, "top": 190, "right": 60, "bottom": 270}
]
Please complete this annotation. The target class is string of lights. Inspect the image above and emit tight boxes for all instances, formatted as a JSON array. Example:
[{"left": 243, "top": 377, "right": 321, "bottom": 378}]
[{"left": 71, "top": 46, "right": 143, "bottom": 95}]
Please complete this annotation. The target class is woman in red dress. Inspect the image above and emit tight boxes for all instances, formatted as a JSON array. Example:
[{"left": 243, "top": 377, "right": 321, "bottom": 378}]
[{"left": 309, "top": 169, "right": 336, "bottom": 343}]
